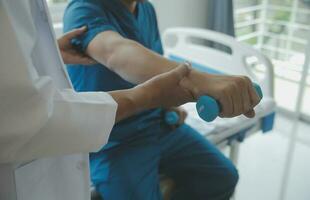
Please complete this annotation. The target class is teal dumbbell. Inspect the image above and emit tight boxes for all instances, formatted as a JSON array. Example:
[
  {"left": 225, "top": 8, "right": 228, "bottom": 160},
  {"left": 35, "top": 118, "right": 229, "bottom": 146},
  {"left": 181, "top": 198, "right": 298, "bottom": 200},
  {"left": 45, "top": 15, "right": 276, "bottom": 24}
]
[
  {"left": 196, "top": 83, "right": 263, "bottom": 122},
  {"left": 165, "top": 83, "right": 263, "bottom": 125}
]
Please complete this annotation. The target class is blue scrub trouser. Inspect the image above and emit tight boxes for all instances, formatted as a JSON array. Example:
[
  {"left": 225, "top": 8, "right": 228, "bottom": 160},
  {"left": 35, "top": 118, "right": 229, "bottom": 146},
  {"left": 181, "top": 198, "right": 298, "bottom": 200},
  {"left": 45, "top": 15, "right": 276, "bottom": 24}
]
[{"left": 94, "top": 124, "right": 239, "bottom": 200}]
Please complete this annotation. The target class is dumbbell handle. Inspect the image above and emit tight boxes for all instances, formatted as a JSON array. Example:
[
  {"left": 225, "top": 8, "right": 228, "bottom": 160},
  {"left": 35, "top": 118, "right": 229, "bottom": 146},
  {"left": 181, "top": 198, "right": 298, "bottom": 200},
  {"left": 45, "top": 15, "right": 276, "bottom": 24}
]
[
  {"left": 197, "top": 83, "right": 263, "bottom": 122},
  {"left": 165, "top": 83, "right": 263, "bottom": 125}
]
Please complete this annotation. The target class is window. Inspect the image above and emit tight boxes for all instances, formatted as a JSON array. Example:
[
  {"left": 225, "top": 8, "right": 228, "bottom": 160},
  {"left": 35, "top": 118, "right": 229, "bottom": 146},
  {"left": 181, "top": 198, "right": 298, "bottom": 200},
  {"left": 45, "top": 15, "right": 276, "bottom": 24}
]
[
  {"left": 46, "top": 0, "right": 68, "bottom": 36},
  {"left": 234, "top": 0, "right": 310, "bottom": 121}
]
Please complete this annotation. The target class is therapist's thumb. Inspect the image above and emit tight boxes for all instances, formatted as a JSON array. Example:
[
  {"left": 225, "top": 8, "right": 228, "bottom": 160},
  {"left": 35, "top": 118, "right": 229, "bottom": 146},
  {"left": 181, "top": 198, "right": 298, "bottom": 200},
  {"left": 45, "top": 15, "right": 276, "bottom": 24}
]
[
  {"left": 169, "top": 62, "right": 191, "bottom": 81},
  {"left": 63, "top": 26, "right": 88, "bottom": 40}
]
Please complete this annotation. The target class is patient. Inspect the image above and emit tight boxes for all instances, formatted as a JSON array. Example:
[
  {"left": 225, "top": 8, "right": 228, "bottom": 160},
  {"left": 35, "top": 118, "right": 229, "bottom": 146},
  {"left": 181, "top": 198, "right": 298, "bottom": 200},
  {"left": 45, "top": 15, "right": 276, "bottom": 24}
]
[{"left": 63, "top": 0, "right": 259, "bottom": 199}]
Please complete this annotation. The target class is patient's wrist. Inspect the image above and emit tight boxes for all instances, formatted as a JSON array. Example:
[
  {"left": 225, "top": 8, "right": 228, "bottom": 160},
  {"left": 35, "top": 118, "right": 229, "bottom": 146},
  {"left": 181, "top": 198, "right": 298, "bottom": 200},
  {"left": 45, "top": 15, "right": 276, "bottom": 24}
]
[{"left": 180, "top": 69, "right": 210, "bottom": 99}]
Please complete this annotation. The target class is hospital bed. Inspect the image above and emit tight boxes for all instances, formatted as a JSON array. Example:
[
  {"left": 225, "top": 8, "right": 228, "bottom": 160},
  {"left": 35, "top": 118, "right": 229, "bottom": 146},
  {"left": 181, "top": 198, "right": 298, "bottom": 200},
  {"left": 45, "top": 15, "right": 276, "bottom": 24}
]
[
  {"left": 159, "top": 28, "right": 277, "bottom": 200},
  {"left": 162, "top": 27, "right": 276, "bottom": 165},
  {"left": 91, "top": 28, "right": 276, "bottom": 200}
]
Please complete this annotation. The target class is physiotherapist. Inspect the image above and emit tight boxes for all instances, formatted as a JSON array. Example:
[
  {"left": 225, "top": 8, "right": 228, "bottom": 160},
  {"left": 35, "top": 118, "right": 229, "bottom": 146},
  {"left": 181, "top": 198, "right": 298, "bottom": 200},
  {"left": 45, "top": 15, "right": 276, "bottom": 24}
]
[{"left": 0, "top": 0, "right": 196, "bottom": 200}]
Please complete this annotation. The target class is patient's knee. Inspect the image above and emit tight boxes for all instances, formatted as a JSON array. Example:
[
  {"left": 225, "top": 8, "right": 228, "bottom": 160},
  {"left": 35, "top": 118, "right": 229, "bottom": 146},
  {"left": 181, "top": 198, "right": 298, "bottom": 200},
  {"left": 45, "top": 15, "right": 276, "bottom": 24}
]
[
  {"left": 224, "top": 166, "right": 239, "bottom": 191},
  {"left": 200, "top": 165, "right": 239, "bottom": 198},
  {"left": 203, "top": 166, "right": 239, "bottom": 199}
]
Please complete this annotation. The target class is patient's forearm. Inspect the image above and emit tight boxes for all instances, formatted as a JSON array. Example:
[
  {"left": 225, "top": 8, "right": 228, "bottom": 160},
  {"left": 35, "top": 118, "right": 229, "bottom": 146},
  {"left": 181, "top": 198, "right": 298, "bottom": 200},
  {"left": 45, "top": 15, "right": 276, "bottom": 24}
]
[
  {"left": 87, "top": 31, "right": 179, "bottom": 84},
  {"left": 107, "top": 41, "right": 178, "bottom": 83}
]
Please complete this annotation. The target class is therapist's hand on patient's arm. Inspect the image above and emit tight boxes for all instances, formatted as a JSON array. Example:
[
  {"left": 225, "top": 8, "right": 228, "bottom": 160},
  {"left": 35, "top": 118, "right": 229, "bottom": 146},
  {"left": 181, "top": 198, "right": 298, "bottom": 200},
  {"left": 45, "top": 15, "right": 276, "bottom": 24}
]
[
  {"left": 109, "top": 64, "right": 194, "bottom": 122},
  {"left": 58, "top": 26, "right": 97, "bottom": 65},
  {"left": 167, "top": 107, "right": 188, "bottom": 126}
]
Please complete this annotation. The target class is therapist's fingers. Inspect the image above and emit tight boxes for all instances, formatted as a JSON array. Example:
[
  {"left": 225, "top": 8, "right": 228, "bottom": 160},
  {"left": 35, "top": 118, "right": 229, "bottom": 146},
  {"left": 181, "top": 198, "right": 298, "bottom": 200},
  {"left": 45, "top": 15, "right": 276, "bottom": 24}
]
[
  {"left": 177, "top": 108, "right": 188, "bottom": 125},
  {"left": 170, "top": 63, "right": 191, "bottom": 81},
  {"left": 61, "top": 26, "right": 87, "bottom": 41},
  {"left": 167, "top": 107, "right": 188, "bottom": 126},
  {"left": 59, "top": 26, "right": 98, "bottom": 65},
  {"left": 147, "top": 63, "right": 190, "bottom": 85},
  {"left": 67, "top": 54, "right": 96, "bottom": 65},
  {"left": 79, "top": 56, "right": 97, "bottom": 65},
  {"left": 63, "top": 50, "right": 97, "bottom": 65}
]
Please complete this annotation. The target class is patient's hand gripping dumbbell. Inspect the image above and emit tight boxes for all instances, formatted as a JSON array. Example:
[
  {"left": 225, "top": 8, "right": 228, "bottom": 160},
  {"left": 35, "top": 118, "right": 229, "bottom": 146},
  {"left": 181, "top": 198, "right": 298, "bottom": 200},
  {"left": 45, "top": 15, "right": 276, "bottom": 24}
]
[{"left": 165, "top": 83, "right": 263, "bottom": 125}]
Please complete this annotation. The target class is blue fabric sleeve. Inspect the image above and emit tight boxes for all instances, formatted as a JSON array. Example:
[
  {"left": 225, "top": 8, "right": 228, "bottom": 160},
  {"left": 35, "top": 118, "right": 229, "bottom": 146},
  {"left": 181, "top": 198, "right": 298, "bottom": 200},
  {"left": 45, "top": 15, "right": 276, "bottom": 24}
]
[
  {"left": 147, "top": 3, "right": 160, "bottom": 37},
  {"left": 63, "top": 1, "right": 117, "bottom": 51},
  {"left": 146, "top": 2, "right": 164, "bottom": 54}
]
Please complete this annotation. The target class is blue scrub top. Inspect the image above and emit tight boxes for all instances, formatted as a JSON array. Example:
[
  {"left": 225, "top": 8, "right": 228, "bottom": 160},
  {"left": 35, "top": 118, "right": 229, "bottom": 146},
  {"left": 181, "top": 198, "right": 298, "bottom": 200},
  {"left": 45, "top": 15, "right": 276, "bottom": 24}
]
[{"left": 63, "top": 0, "right": 164, "bottom": 142}]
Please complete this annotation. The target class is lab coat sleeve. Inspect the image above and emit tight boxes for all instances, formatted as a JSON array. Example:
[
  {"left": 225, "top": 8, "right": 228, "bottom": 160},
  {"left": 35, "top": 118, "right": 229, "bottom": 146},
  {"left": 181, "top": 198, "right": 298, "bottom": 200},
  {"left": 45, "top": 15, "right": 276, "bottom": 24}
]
[
  {"left": 0, "top": 76, "right": 117, "bottom": 163},
  {"left": 17, "top": 87, "right": 118, "bottom": 162}
]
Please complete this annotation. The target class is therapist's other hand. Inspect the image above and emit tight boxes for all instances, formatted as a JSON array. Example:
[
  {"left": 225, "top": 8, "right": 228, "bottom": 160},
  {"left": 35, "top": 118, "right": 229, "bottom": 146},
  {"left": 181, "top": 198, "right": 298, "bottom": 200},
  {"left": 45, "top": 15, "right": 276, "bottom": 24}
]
[
  {"left": 58, "top": 26, "right": 96, "bottom": 65},
  {"left": 166, "top": 107, "right": 188, "bottom": 126},
  {"left": 180, "top": 69, "right": 261, "bottom": 119}
]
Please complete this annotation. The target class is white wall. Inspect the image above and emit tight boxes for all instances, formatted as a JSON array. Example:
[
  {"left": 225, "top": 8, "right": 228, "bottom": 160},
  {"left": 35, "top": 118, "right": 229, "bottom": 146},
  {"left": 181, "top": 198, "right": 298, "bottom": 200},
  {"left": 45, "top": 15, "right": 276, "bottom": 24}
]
[
  {"left": 151, "top": 0, "right": 209, "bottom": 33},
  {"left": 50, "top": 1, "right": 209, "bottom": 36}
]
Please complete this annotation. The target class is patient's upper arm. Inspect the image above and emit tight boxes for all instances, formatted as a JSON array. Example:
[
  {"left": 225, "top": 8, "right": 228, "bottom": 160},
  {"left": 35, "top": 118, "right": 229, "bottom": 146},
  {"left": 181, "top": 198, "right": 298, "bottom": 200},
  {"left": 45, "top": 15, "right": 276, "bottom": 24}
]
[{"left": 86, "top": 30, "right": 136, "bottom": 68}]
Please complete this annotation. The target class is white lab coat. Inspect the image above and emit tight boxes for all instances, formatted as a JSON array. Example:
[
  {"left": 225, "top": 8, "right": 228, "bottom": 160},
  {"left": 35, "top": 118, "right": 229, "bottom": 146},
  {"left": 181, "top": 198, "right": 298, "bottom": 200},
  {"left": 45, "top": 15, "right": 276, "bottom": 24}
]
[{"left": 0, "top": 0, "right": 117, "bottom": 199}]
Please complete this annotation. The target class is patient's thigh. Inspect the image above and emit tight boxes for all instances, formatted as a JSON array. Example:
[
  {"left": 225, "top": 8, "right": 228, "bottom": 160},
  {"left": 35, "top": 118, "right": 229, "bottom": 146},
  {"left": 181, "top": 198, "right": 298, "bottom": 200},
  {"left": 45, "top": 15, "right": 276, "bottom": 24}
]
[
  {"left": 159, "top": 124, "right": 234, "bottom": 179},
  {"left": 95, "top": 135, "right": 163, "bottom": 200}
]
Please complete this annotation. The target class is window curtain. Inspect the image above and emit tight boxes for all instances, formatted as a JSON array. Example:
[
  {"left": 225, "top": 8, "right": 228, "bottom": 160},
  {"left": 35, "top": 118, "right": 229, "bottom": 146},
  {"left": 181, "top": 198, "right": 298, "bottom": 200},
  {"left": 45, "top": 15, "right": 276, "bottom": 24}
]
[{"left": 207, "top": 0, "right": 235, "bottom": 37}]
